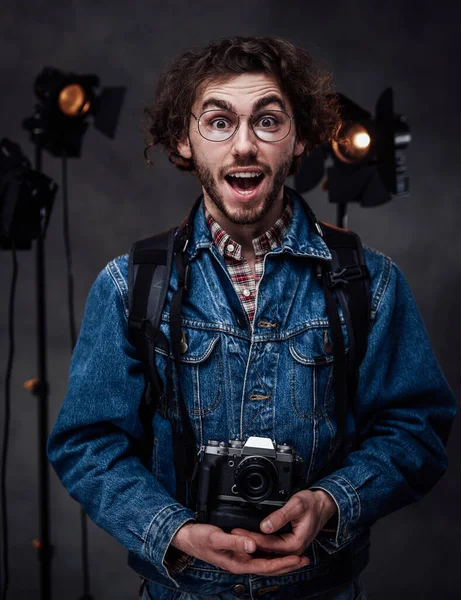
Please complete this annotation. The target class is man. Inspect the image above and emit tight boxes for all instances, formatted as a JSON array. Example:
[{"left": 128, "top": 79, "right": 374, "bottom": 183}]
[{"left": 47, "top": 37, "right": 456, "bottom": 600}]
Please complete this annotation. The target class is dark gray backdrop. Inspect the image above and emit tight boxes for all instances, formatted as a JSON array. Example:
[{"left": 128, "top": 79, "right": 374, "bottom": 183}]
[{"left": 1, "top": 1, "right": 460, "bottom": 598}]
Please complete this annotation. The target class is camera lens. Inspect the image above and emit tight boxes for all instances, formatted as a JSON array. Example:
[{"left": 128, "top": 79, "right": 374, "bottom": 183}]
[{"left": 235, "top": 457, "right": 278, "bottom": 503}]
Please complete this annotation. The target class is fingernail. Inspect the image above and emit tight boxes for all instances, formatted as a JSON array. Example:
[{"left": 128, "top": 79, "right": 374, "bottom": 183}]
[
  {"left": 261, "top": 519, "right": 273, "bottom": 533},
  {"left": 245, "top": 540, "right": 255, "bottom": 552}
]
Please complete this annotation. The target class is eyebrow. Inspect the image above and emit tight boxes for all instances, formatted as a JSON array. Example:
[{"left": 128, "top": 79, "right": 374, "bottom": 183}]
[
  {"left": 201, "top": 97, "right": 234, "bottom": 112},
  {"left": 253, "top": 95, "right": 287, "bottom": 113},
  {"left": 200, "top": 94, "right": 287, "bottom": 114}
]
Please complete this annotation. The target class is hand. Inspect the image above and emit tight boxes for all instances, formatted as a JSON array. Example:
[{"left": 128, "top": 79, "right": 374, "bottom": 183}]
[
  {"left": 170, "top": 522, "right": 310, "bottom": 576},
  {"left": 231, "top": 489, "right": 337, "bottom": 557}
]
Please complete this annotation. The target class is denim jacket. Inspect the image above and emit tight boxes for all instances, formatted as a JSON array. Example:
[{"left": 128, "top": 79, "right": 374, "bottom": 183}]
[{"left": 47, "top": 188, "right": 456, "bottom": 598}]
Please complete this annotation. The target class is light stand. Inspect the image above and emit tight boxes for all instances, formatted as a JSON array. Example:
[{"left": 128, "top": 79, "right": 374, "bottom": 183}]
[
  {"left": 21, "top": 67, "right": 125, "bottom": 600},
  {"left": 33, "top": 141, "right": 53, "bottom": 600},
  {"left": 0, "top": 137, "right": 58, "bottom": 600},
  {"left": 0, "top": 66, "right": 125, "bottom": 600}
]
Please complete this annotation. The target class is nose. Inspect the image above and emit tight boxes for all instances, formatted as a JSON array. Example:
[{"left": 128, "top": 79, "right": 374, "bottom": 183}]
[{"left": 231, "top": 117, "right": 258, "bottom": 160}]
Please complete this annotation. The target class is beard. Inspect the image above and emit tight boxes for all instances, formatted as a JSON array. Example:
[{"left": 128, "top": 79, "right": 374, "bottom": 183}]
[{"left": 190, "top": 145, "right": 293, "bottom": 226}]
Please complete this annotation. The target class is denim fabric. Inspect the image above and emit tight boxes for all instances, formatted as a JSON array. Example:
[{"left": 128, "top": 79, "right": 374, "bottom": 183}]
[
  {"left": 47, "top": 187, "right": 456, "bottom": 598},
  {"left": 141, "top": 576, "right": 366, "bottom": 599}
]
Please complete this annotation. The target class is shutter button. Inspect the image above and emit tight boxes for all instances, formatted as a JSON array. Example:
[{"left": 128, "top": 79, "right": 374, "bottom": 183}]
[{"left": 233, "top": 583, "right": 246, "bottom": 596}]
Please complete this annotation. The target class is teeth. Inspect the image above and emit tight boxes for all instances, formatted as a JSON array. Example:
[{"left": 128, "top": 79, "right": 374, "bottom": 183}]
[
  {"left": 228, "top": 172, "right": 262, "bottom": 178},
  {"left": 235, "top": 189, "right": 257, "bottom": 195}
]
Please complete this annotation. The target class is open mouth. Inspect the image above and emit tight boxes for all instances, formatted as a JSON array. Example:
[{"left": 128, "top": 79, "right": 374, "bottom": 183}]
[{"left": 225, "top": 171, "right": 265, "bottom": 196}]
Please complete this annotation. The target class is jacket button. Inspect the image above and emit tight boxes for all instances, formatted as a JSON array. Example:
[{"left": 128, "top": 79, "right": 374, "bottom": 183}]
[
  {"left": 179, "top": 331, "right": 188, "bottom": 353},
  {"left": 233, "top": 583, "right": 246, "bottom": 596}
]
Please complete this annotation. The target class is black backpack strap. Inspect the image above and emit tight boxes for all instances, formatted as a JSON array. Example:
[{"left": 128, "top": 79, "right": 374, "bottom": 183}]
[
  {"left": 127, "top": 228, "right": 195, "bottom": 504},
  {"left": 128, "top": 194, "right": 203, "bottom": 506},
  {"left": 319, "top": 222, "right": 371, "bottom": 404},
  {"left": 317, "top": 222, "right": 371, "bottom": 471},
  {"left": 288, "top": 186, "right": 371, "bottom": 411},
  {"left": 128, "top": 228, "right": 176, "bottom": 464}
]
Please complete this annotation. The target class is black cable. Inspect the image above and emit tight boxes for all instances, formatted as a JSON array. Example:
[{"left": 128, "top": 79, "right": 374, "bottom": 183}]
[
  {"left": 1, "top": 244, "right": 18, "bottom": 600},
  {"left": 61, "top": 156, "right": 93, "bottom": 600},
  {"left": 61, "top": 155, "right": 77, "bottom": 348}
]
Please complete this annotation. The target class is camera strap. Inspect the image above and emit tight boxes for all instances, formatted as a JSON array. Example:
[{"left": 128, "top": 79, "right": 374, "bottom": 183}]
[{"left": 169, "top": 216, "right": 199, "bottom": 505}]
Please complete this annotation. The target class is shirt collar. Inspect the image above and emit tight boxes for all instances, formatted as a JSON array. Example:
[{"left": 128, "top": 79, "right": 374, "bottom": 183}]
[
  {"left": 185, "top": 186, "right": 332, "bottom": 263},
  {"left": 204, "top": 197, "right": 293, "bottom": 259}
]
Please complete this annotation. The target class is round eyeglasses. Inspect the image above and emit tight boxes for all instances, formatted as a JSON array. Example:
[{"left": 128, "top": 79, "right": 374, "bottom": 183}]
[{"left": 191, "top": 109, "right": 295, "bottom": 142}]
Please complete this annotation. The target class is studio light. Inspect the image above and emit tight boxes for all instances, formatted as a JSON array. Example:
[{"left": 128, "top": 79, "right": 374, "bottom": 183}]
[
  {"left": 0, "top": 138, "right": 57, "bottom": 249},
  {"left": 23, "top": 67, "right": 126, "bottom": 157},
  {"left": 295, "top": 87, "right": 411, "bottom": 225},
  {"left": 331, "top": 123, "right": 372, "bottom": 164},
  {"left": 58, "top": 83, "right": 91, "bottom": 117}
]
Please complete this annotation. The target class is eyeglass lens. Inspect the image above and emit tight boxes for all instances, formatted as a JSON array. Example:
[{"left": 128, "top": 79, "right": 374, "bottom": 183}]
[{"left": 197, "top": 109, "right": 291, "bottom": 142}]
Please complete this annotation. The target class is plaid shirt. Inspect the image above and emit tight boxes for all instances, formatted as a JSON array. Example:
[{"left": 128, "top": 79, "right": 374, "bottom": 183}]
[{"left": 205, "top": 199, "right": 293, "bottom": 325}]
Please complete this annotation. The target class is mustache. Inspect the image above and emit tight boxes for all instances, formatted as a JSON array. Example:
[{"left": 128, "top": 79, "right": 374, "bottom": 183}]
[{"left": 219, "top": 161, "right": 272, "bottom": 179}]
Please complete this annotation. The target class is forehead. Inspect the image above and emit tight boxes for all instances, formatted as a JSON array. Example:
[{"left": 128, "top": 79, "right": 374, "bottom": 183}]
[{"left": 194, "top": 73, "right": 289, "bottom": 112}]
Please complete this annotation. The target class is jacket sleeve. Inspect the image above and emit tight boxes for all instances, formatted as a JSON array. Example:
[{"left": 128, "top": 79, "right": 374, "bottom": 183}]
[
  {"left": 310, "top": 260, "right": 457, "bottom": 553},
  {"left": 46, "top": 263, "right": 195, "bottom": 587}
]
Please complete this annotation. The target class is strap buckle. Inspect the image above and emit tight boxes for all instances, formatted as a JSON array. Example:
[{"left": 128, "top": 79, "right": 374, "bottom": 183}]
[
  {"left": 128, "top": 315, "right": 155, "bottom": 339},
  {"left": 324, "top": 264, "right": 369, "bottom": 288},
  {"left": 128, "top": 315, "right": 144, "bottom": 332}
]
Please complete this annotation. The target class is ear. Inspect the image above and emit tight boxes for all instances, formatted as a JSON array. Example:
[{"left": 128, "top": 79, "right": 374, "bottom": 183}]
[
  {"left": 177, "top": 134, "right": 192, "bottom": 160},
  {"left": 294, "top": 138, "right": 307, "bottom": 158}
]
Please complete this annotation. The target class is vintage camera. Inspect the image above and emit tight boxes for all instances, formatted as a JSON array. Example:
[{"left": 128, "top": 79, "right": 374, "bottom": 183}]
[{"left": 194, "top": 436, "right": 304, "bottom": 534}]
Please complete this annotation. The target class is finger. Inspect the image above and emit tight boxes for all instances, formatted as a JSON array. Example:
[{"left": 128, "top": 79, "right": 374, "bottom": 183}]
[
  {"left": 258, "top": 557, "right": 311, "bottom": 576},
  {"left": 256, "top": 555, "right": 311, "bottom": 576},
  {"left": 217, "top": 550, "right": 308, "bottom": 576},
  {"left": 237, "top": 553, "right": 309, "bottom": 575},
  {"left": 209, "top": 530, "right": 256, "bottom": 554},
  {"left": 231, "top": 528, "right": 298, "bottom": 554},
  {"left": 230, "top": 528, "right": 273, "bottom": 547},
  {"left": 260, "top": 495, "right": 307, "bottom": 533}
]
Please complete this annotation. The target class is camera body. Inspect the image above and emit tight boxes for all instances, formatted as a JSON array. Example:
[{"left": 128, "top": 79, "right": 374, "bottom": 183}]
[{"left": 195, "top": 436, "right": 304, "bottom": 534}]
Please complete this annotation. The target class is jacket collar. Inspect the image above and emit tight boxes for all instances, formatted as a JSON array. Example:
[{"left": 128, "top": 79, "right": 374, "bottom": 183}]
[{"left": 185, "top": 186, "right": 332, "bottom": 263}]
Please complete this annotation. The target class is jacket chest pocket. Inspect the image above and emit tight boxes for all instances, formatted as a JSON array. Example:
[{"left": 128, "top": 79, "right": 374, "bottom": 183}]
[
  {"left": 154, "top": 328, "right": 223, "bottom": 419},
  {"left": 288, "top": 326, "right": 347, "bottom": 419}
]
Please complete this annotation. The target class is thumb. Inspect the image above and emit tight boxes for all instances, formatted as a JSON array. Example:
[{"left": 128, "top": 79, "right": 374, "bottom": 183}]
[{"left": 260, "top": 496, "right": 306, "bottom": 533}]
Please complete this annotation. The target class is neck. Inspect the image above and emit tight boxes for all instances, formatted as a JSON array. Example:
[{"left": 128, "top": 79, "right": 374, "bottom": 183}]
[{"left": 203, "top": 189, "right": 286, "bottom": 255}]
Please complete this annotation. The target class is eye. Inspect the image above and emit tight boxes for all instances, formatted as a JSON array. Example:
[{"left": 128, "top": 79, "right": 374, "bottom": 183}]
[
  {"left": 260, "top": 117, "right": 276, "bottom": 127},
  {"left": 200, "top": 111, "right": 235, "bottom": 132},
  {"left": 211, "top": 118, "right": 232, "bottom": 130},
  {"left": 254, "top": 114, "right": 281, "bottom": 129}
]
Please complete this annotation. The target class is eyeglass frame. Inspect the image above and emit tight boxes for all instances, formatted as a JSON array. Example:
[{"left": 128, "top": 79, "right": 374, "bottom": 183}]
[{"left": 190, "top": 108, "right": 296, "bottom": 143}]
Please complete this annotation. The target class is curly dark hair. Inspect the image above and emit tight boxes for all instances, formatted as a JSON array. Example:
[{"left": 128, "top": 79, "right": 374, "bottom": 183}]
[{"left": 143, "top": 36, "right": 341, "bottom": 173}]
